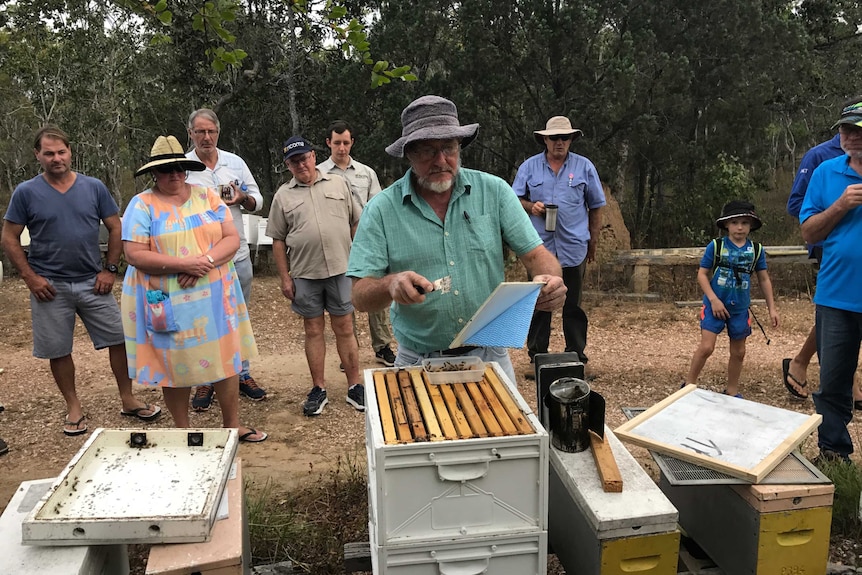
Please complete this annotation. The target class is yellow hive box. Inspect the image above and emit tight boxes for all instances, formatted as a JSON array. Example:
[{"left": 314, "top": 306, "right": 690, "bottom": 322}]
[{"left": 659, "top": 476, "right": 833, "bottom": 575}]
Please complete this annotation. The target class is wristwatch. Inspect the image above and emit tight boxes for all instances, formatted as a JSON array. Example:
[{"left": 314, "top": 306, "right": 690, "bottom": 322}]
[
  {"left": 205, "top": 254, "right": 215, "bottom": 264},
  {"left": 105, "top": 263, "right": 119, "bottom": 274}
]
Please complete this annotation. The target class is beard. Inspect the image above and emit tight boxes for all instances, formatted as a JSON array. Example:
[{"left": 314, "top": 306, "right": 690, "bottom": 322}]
[
  {"left": 842, "top": 146, "right": 862, "bottom": 160},
  {"left": 413, "top": 159, "right": 461, "bottom": 194}
]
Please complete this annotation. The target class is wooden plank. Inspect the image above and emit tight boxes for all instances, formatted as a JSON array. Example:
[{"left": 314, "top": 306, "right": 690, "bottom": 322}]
[
  {"left": 483, "top": 367, "right": 534, "bottom": 434},
  {"left": 589, "top": 431, "right": 623, "bottom": 493},
  {"left": 465, "top": 381, "right": 504, "bottom": 436},
  {"left": 423, "top": 372, "right": 459, "bottom": 440},
  {"left": 397, "top": 370, "right": 427, "bottom": 441},
  {"left": 614, "top": 245, "right": 809, "bottom": 266},
  {"left": 343, "top": 542, "right": 372, "bottom": 574},
  {"left": 385, "top": 372, "right": 412, "bottom": 442},
  {"left": 410, "top": 370, "right": 444, "bottom": 441},
  {"left": 373, "top": 371, "right": 398, "bottom": 445},
  {"left": 439, "top": 383, "right": 473, "bottom": 438},
  {"left": 452, "top": 383, "right": 489, "bottom": 437},
  {"left": 476, "top": 378, "right": 518, "bottom": 435}
]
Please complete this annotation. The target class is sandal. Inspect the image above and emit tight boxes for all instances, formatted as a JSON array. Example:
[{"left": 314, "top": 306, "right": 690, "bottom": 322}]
[
  {"left": 63, "top": 415, "right": 88, "bottom": 437},
  {"left": 239, "top": 428, "right": 267, "bottom": 443},
  {"left": 781, "top": 358, "right": 809, "bottom": 400}
]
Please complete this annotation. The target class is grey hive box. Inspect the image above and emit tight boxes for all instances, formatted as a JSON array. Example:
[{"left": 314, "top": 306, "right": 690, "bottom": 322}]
[{"left": 549, "top": 427, "right": 680, "bottom": 575}]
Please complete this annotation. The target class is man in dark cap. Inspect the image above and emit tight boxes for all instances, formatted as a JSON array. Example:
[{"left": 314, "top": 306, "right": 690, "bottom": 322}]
[
  {"left": 800, "top": 96, "right": 862, "bottom": 463},
  {"left": 265, "top": 136, "right": 364, "bottom": 416},
  {"left": 348, "top": 95, "right": 567, "bottom": 384}
]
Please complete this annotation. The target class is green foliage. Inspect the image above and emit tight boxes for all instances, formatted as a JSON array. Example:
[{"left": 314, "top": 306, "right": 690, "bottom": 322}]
[
  {"left": 246, "top": 454, "right": 368, "bottom": 571},
  {"left": 816, "top": 458, "right": 862, "bottom": 541}
]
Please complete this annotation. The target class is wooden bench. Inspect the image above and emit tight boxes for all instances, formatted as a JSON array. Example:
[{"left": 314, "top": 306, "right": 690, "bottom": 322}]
[{"left": 613, "top": 245, "right": 811, "bottom": 294}]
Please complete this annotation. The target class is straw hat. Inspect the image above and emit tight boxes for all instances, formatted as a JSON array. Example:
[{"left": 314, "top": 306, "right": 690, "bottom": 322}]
[
  {"left": 534, "top": 116, "right": 583, "bottom": 147},
  {"left": 385, "top": 95, "right": 479, "bottom": 158},
  {"left": 135, "top": 135, "right": 205, "bottom": 177}
]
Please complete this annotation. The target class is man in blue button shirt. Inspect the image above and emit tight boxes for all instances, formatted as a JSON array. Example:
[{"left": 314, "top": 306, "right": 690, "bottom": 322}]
[{"left": 512, "top": 116, "right": 606, "bottom": 377}]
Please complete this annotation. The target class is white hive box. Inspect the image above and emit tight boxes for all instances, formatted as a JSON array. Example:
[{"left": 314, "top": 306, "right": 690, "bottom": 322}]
[
  {"left": 369, "top": 527, "right": 547, "bottom": 575},
  {"left": 242, "top": 214, "right": 260, "bottom": 246},
  {"left": 365, "top": 364, "right": 548, "bottom": 546},
  {"left": 22, "top": 428, "right": 238, "bottom": 546},
  {"left": 0, "top": 478, "right": 129, "bottom": 574},
  {"left": 256, "top": 218, "right": 273, "bottom": 246}
]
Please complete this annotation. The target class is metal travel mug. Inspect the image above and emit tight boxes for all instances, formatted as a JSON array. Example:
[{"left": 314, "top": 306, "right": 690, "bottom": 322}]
[{"left": 545, "top": 204, "right": 559, "bottom": 232}]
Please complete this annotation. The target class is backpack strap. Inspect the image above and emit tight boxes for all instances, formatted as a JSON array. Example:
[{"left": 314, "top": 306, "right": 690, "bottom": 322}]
[{"left": 710, "top": 238, "right": 722, "bottom": 275}]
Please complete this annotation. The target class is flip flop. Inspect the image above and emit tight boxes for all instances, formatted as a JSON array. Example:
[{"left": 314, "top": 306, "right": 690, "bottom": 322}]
[
  {"left": 120, "top": 404, "right": 162, "bottom": 421},
  {"left": 782, "top": 358, "right": 809, "bottom": 400},
  {"left": 63, "top": 415, "right": 88, "bottom": 437},
  {"left": 0, "top": 437, "right": 8, "bottom": 456},
  {"left": 855, "top": 400, "right": 862, "bottom": 411},
  {"left": 239, "top": 428, "right": 268, "bottom": 443}
]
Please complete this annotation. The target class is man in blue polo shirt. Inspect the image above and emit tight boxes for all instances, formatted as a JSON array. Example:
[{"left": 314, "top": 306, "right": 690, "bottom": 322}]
[
  {"left": 348, "top": 96, "right": 567, "bottom": 385},
  {"left": 800, "top": 97, "right": 862, "bottom": 463},
  {"left": 512, "top": 116, "right": 606, "bottom": 377}
]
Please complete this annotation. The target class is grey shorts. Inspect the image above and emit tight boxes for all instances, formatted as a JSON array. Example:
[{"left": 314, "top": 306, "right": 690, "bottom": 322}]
[
  {"left": 291, "top": 274, "right": 354, "bottom": 318},
  {"left": 31, "top": 277, "right": 124, "bottom": 359}
]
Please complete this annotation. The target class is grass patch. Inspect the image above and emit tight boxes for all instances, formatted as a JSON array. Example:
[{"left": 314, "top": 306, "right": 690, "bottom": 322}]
[
  {"left": 247, "top": 454, "right": 369, "bottom": 573},
  {"left": 816, "top": 458, "right": 862, "bottom": 541}
]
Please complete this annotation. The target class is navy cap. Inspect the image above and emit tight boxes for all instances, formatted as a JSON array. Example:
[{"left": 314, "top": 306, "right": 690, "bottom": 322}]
[{"left": 282, "top": 136, "right": 313, "bottom": 160}]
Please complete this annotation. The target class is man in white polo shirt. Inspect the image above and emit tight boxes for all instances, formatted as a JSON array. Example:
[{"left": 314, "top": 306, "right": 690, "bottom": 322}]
[{"left": 185, "top": 108, "right": 267, "bottom": 409}]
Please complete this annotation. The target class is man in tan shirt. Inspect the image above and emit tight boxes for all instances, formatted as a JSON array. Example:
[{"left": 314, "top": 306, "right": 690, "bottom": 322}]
[{"left": 266, "top": 136, "right": 363, "bottom": 416}]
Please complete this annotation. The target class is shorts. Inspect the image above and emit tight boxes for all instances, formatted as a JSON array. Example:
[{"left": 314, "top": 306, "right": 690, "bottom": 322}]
[
  {"left": 31, "top": 277, "right": 125, "bottom": 359},
  {"left": 700, "top": 303, "right": 751, "bottom": 340},
  {"left": 291, "top": 274, "right": 354, "bottom": 318}
]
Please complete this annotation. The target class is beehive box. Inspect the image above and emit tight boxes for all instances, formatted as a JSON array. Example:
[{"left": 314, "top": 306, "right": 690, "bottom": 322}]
[
  {"left": 369, "top": 525, "right": 547, "bottom": 575},
  {"left": 23, "top": 428, "right": 238, "bottom": 546},
  {"left": 549, "top": 428, "right": 680, "bottom": 575},
  {"left": 660, "top": 475, "right": 833, "bottom": 575},
  {"left": 365, "top": 364, "right": 548, "bottom": 546}
]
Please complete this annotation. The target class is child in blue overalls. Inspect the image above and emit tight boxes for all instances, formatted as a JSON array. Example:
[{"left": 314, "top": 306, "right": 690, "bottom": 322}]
[{"left": 684, "top": 200, "right": 780, "bottom": 398}]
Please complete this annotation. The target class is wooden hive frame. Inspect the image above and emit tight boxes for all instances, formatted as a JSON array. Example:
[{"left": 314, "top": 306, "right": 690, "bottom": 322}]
[{"left": 372, "top": 366, "right": 535, "bottom": 444}]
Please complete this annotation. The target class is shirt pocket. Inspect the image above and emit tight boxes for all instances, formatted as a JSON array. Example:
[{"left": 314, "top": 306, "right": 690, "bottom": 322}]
[
  {"left": 466, "top": 214, "right": 496, "bottom": 253},
  {"left": 324, "top": 189, "right": 348, "bottom": 219},
  {"left": 527, "top": 178, "right": 545, "bottom": 201}
]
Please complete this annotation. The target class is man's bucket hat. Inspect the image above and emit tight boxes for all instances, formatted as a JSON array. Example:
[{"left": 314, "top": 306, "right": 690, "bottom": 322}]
[
  {"left": 716, "top": 200, "right": 762, "bottom": 231},
  {"left": 385, "top": 95, "right": 479, "bottom": 158},
  {"left": 135, "top": 135, "right": 205, "bottom": 177},
  {"left": 534, "top": 116, "right": 584, "bottom": 147}
]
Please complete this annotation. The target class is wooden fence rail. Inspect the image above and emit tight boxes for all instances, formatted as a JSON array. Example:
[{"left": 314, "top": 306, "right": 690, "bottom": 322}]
[{"left": 612, "top": 245, "right": 811, "bottom": 294}]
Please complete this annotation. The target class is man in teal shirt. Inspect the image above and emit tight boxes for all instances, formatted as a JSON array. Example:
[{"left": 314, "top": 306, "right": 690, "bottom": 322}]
[{"left": 348, "top": 95, "right": 567, "bottom": 383}]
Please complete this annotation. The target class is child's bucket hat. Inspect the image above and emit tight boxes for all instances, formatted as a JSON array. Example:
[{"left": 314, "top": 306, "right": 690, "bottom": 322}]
[{"left": 716, "top": 200, "right": 762, "bottom": 231}]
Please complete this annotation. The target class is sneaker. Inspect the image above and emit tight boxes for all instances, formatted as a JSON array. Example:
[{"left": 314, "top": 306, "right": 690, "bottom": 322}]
[
  {"left": 375, "top": 346, "right": 396, "bottom": 367},
  {"left": 239, "top": 376, "right": 267, "bottom": 401},
  {"left": 339, "top": 363, "right": 345, "bottom": 373},
  {"left": 346, "top": 384, "right": 366, "bottom": 412},
  {"left": 192, "top": 385, "right": 214, "bottom": 411},
  {"left": 303, "top": 386, "right": 328, "bottom": 416}
]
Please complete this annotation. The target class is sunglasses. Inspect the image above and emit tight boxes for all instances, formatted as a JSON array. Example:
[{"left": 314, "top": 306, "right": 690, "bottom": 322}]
[
  {"left": 547, "top": 134, "right": 573, "bottom": 142},
  {"left": 154, "top": 164, "right": 185, "bottom": 174}
]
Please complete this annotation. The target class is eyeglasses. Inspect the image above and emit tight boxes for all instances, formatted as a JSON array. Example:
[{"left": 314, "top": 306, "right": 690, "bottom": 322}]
[
  {"left": 407, "top": 143, "right": 460, "bottom": 161},
  {"left": 547, "top": 134, "right": 573, "bottom": 142},
  {"left": 192, "top": 129, "right": 219, "bottom": 137},
  {"left": 154, "top": 164, "right": 185, "bottom": 174}
]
